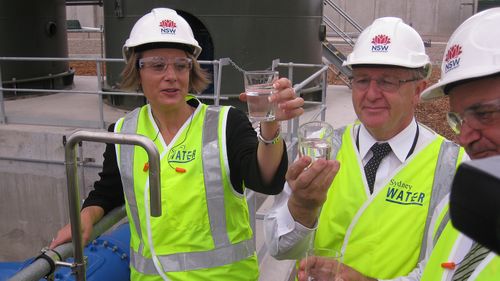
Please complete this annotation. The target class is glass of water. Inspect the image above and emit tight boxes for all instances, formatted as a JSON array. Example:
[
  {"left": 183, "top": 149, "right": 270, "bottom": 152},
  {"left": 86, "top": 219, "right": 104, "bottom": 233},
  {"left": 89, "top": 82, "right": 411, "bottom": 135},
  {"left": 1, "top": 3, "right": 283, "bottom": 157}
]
[
  {"left": 304, "top": 248, "right": 343, "bottom": 281},
  {"left": 298, "top": 121, "right": 334, "bottom": 161},
  {"left": 243, "top": 70, "right": 279, "bottom": 122}
]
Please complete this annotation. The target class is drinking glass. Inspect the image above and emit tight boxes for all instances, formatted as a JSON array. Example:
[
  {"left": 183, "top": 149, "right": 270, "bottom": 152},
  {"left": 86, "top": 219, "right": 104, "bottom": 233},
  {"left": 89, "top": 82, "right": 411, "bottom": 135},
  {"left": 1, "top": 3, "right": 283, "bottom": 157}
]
[
  {"left": 298, "top": 121, "right": 334, "bottom": 161},
  {"left": 243, "top": 70, "right": 279, "bottom": 122},
  {"left": 304, "top": 248, "right": 342, "bottom": 281}
]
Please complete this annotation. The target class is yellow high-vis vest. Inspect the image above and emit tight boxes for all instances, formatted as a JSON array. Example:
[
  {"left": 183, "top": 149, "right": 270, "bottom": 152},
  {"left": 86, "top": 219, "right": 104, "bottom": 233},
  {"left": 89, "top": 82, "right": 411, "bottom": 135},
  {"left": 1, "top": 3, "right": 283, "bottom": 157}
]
[
  {"left": 314, "top": 125, "right": 464, "bottom": 279},
  {"left": 421, "top": 202, "right": 500, "bottom": 280},
  {"left": 114, "top": 101, "right": 258, "bottom": 281}
]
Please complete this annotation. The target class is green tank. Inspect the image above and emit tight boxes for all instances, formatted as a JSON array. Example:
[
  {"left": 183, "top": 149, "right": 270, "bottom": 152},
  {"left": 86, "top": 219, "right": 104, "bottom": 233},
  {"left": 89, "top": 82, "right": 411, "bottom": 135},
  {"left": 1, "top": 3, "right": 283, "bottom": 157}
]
[{"left": 0, "top": 0, "right": 72, "bottom": 92}]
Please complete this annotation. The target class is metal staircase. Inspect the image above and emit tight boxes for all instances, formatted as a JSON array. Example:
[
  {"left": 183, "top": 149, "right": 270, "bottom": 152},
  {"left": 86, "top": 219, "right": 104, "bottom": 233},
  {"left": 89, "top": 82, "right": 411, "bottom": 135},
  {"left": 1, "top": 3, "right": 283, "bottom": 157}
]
[
  {"left": 322, "top": 42, "right": 352, "bottom": 85},
  {"left": 322, "top": 0, "right": 363, "bottom": 86}
]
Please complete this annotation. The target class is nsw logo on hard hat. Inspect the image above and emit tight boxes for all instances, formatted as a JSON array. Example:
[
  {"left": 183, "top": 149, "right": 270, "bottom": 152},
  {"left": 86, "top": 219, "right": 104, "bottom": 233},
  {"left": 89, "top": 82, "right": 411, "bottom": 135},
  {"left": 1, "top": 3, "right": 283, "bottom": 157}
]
[
  {"left": 159, "top": 19, "right": 177, "bottom": 35},
  {"left": 444, "top": 44, "right": 462, "bottom": 73},
  {"left": 371, "top": 34, "right": 391, "bottom": 52}
]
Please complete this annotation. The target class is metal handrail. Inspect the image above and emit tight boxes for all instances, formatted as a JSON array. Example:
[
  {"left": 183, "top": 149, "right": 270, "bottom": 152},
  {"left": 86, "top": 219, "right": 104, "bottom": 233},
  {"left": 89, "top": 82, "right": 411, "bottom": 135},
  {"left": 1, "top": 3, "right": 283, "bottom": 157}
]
[
  {"left": 0, "top": 57, "right": 225, "bottom": 128},
  {"left": 324, "top": 0, "right": 363, "bottom": 33},
  {"left": 65, "top": 0, "right": 103, "bottom": 6},
  {"left": 64, "top": 131, "right": 161, "bottom": 281},
  {"left": 323, "top": 15, "right": 355, "bottom": 46},
  {"left": 273, "top": 59, "right": 329, "bottom": 161}
]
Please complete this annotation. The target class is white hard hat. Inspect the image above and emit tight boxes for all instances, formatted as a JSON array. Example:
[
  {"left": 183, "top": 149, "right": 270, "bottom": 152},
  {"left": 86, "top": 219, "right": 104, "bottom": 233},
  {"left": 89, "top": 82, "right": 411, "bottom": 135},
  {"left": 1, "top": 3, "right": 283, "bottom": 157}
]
[
  {"left": 344, "top": 17, "right": 430, "bottom": 71},
  {"left": 421, "top": 8, "right": 500, "bottom": 100},
  {"left": 122, "top": 8, "right": 202, "bottom": 60}
]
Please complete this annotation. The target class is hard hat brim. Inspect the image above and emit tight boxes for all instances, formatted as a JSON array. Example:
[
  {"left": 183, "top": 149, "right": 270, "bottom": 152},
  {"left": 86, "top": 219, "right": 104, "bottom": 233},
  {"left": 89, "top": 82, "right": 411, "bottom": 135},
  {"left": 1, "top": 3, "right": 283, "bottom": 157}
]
[
  {"left": 421, "top": 66, "right": 500, "bottom": 100},
  {"left": 343, "top": 55, "right": 430, "bottom": 69}
]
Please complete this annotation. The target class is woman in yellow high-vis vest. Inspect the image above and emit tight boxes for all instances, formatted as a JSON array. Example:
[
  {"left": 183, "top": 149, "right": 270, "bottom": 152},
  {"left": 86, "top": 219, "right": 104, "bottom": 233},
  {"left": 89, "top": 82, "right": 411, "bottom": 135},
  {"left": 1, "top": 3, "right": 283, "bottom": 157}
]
[{"left": 49, "top": 8, "right": 305, "bottom": 281}]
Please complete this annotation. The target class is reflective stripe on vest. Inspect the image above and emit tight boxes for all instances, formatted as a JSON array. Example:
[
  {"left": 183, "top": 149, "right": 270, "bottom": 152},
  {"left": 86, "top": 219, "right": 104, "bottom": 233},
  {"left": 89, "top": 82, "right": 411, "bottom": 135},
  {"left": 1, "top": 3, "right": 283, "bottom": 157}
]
[
  {"left": 119, "top": 105, "right": 255, "bottom": 274},
  {"left": 130, "top": 239, "right": 255, "bottom": 274},
  {"left": 203, "top": 106, "right": 231, "bottom": 248},
  {"left": 433, "top": 210, "right": 450, "bottom": 246},
  {"left": 418, "top": 140, "right": 460, "bottom": 261},
  {"left": 119, "top": 107, "right": 144, "bottom": 254},
  {"left": 331, "top": 126, "right": 345, "bottom": 160}
]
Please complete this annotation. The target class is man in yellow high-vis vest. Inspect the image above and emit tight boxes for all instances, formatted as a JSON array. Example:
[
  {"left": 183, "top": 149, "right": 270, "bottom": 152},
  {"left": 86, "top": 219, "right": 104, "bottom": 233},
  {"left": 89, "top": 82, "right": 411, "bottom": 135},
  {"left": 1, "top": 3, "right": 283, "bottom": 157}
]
[
  {"left": 401, "top": 8, "right": 500, "bottom": 281},
  {"left": 264, "top": 17, "right": 467, "bottom": 280}
]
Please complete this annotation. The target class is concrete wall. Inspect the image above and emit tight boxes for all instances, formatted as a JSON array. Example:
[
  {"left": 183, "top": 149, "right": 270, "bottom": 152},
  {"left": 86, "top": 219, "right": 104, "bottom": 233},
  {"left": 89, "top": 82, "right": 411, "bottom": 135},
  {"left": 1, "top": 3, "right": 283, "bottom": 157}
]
[
  {"left": 325, "top": 0, "right": 476, "bottom": 37},
  {"left": 0, "top": 125, "right": 105, "bottom": 261}
]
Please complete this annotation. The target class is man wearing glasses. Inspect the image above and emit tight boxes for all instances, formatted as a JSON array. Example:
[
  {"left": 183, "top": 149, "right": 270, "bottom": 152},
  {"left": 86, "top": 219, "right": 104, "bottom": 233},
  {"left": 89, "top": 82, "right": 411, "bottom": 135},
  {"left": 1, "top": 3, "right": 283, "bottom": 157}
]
[
  {"left": 264, "top": 17, "right": 467, "bottom": 280},
  {"left": 412, "top": 8, "right": 500, "bottom": 281}
]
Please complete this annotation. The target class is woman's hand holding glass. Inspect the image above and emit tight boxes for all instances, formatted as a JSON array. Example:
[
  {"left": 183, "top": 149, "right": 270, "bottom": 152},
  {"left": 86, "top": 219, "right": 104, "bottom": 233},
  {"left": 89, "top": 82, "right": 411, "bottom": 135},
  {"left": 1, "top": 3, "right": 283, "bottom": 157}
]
[
  {"left": 240, "top": 77, "right": 304, "bottom": 122},
  {"left": 270, "top": 78, "right": 304, "bottom": 122}
]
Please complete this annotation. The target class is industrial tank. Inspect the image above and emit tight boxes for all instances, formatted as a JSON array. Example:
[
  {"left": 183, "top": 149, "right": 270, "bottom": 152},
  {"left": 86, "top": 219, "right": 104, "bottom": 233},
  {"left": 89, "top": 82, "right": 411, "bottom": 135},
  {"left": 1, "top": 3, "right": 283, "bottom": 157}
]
[
  {"left": 102, "top": 0, "right": 324, "bottom": 108},
  {"left": 0, "top": 0, "right": 73, "bottom": 91}
]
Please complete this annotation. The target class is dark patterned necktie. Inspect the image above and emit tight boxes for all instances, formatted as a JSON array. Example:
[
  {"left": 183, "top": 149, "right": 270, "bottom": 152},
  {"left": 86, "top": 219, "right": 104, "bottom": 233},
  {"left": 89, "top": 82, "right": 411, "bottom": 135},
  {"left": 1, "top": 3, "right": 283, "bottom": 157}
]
[
  {"left": 364, "top": 142, "right": 392, "bottom": 193},
  {"left": 452, "top": 242, "right": 490, "bottom": 281}
]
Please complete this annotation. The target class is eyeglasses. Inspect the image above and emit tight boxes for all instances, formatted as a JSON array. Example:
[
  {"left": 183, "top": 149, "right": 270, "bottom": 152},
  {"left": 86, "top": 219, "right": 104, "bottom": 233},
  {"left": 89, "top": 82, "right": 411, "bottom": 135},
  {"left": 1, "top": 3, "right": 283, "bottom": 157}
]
[
  {"left": 447, "top": 98, "right": 500, "bottom": 134},
  {"left": 138, "top": 57, "right": 192, "bottom": 74},
  {"left": 349, "top": 76, "right": 420, "bottom": 92}
]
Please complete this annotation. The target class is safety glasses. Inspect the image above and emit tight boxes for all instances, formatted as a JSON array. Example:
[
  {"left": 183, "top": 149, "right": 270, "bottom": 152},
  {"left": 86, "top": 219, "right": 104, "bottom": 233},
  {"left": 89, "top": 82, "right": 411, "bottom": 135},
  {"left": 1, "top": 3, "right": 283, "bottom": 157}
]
[
  {"left": 447, "top": 98, "right": 500, "bottom": 134},
  {"left": 138, "top": 57, "right": 192, "bottom": 74},
  {"left": 349, "top": 76, "right": 420, "bottom": 93}
]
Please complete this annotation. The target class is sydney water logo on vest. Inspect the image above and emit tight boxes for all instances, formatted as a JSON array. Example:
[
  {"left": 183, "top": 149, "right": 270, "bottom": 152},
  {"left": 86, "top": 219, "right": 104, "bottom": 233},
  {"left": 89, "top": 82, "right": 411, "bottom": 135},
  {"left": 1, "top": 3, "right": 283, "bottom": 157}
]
[
  {"left": 168, "top": 144, "right": 196, "bottom": 163},
  {"left": 371, "top": 34, "right": 391, "bottom": 52},
  {"left": 385, "top": 179, "right": 425, "bottom": 206},
  {"left": 159, "top": 19, "right": 176, "bottom": 35},
  {"left": 444, "top": 44, "right": 462, "bottom": 73}
]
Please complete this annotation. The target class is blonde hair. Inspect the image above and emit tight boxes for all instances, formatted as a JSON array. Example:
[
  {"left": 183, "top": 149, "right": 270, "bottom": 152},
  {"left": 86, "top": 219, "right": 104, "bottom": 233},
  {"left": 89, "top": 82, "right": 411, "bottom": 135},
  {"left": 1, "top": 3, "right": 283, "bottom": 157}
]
[{"left": 120, "top": 49, "right": 211, "bottom": 93}]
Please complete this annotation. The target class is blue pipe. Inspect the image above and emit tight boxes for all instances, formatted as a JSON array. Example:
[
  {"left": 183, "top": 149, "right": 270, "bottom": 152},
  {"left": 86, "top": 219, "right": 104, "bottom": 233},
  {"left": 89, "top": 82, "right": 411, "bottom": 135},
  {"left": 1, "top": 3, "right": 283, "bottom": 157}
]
[{"left": 0, "top": 223, "right": 130, "bottom": 281}]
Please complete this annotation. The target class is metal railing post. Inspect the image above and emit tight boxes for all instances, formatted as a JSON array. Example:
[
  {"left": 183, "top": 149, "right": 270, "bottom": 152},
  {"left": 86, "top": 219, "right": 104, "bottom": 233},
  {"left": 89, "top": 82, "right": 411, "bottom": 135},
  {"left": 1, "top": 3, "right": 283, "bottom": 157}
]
[
  {"left": 96, "top": 61, "right": 105, "bottom": 129},
  {"left": 286, "top": 63, "right": 296, "bottom": 159},
  {"left": 216, "top": 58, "right": 231, "bottom": 106},
  {"left": 0, "top": 65, "right": 5, "bottom": 124},
  {"left": 64, "top": 130, "right": 161, "bottom": 281},
  {"left": 212, "top": 60, "right": 220, "bottom": 106},
  {"left": 321, "top": 67, "right": 328, "bottom": 121},
  {"left": 246, "top": 190, "right": 256, "bottom": 247}
]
